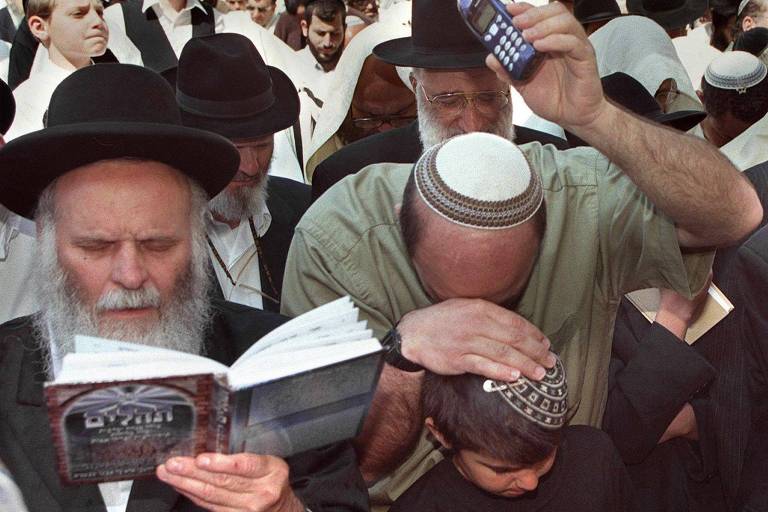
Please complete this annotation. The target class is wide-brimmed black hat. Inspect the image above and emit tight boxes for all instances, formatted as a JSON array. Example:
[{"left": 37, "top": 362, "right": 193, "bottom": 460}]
[
  {"left": 177, "top": 33, "right": 299, "bottom": 139},
  {"left": 627, "top": 0, "right": 707, "bottom": 30},
  {"left": 566, "top": 72, "right": 705, "bottom": 146},
  {"left": 0, "top": 63, "right": 239, "bottom": 219},
  {"left": 373, "top": 0, "right": 487, "bottom": 69},
  {"left": 0, "top": 78, "right": 14, "bottom": 135},
  {"left": 575, "top": 0, "right": 622, "bottom": 25}
]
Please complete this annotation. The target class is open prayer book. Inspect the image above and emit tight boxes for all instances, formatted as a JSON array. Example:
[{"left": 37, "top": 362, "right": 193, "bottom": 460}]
[
  {"left": 625, "top": 284, "right": 735, "bottom": 344},
  {"left": 44, "top": 297, "right": 384, "bottom": 485}
]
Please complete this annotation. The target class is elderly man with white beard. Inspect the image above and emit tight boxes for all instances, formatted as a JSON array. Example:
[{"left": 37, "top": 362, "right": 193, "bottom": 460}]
[
  {"left": 0, "top": 63, "right": 368, "bottom": 512},
  {"left": 177, "top": 34, "right": 310, "bottom": 313}
]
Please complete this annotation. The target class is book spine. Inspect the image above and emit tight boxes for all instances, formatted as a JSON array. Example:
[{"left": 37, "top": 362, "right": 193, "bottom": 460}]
[{"left": 207, "top": 376, "right": 232, "bottom": 454}]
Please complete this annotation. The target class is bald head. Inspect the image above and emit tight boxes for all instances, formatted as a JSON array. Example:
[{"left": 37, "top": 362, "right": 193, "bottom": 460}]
[{"left": 400, "top": 172, "right": 545, "bottom": 307}]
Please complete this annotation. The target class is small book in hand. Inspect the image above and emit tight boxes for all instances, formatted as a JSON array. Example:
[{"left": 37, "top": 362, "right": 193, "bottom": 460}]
[{"left": 44, "top": 297, "right": 383, "bottom": 485}]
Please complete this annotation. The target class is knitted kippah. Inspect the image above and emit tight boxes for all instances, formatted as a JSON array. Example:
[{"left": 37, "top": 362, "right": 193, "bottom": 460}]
[
  {"left": 704, "top": 51, "right": 767, "bottom": 93},
  {"left": 414, "top": 133, "right": 543, "bottom": 230},
  {"left": 483, "top": 355, "right": 568, "bottom": 430}
]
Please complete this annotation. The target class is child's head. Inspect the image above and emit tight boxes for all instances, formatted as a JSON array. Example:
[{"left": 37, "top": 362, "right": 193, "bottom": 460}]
[
  {"left": 27, "top": 0, "right": 108, "bottom": 69},
  {"left": 422, "top": 357, "right": 568, "bottom": 498}
]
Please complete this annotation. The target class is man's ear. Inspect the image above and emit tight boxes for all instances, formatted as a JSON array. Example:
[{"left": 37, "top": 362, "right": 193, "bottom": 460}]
[
  {"left": 28, "top": 15, "right": 50, "bottom": 45},
  {"left": 696, "top": 89, "right": 704, "bottom": 103},
  {"left": 409, "top": 72, "right": 417, "bottom": 90},
  {"left": 300, "top": 18, "right": 308, "bottom": 38},
  {"left": 425, "top": 417, "right": 452, "bottom": 449},
  {"left": 744, "top": 16, "right": 757, "bottom": 31}
]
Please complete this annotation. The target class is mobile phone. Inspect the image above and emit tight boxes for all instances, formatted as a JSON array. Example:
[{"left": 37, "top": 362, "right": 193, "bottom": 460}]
[{"left": 457, "top": 0, "right": 544, "bottom": 81}]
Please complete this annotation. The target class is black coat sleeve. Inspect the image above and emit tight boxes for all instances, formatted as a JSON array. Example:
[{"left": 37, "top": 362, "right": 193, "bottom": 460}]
[
  {"left": 603, "top": 300, "right": 716, "bottom": 464},
  {"left": 287, "top": 442, "right": 369, "bottom": 512},
  {"left": 736, "top": 227, "right": 768, "bottom": 511}
]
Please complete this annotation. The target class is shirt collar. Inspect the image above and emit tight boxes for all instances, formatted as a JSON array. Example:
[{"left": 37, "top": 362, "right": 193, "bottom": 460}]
[{"left": 142, "top": 0, "right": 207, "bottom": 15}]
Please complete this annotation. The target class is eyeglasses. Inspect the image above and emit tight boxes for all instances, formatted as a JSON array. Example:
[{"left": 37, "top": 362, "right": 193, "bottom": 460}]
[
  {"left": 351, "top": 113, "right": 416, "bottom": 130},
  {"left": 419, "top": 84, "right": 510, "bottom": 116}
]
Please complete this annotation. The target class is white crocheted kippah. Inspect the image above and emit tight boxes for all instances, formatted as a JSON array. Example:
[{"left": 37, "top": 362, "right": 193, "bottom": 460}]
[
  {"left": 414, "top": 133, "right": 543, "bottom": 230},
  {"left": 704, "top": 51, "right": 767, "bottom": 93}
]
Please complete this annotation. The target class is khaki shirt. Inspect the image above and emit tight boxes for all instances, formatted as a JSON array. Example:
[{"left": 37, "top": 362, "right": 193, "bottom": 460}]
[{"left": 281, "top": 142, "right": 712, "bottom": 505}]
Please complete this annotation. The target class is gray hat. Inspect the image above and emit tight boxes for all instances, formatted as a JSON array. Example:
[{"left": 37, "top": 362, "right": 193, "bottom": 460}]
[{"left": 704, "top": 51, "right": 768, "bottom": 93}]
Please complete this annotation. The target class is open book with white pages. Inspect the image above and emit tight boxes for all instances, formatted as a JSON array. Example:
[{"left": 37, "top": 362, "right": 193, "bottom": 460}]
[{"left": 44, "top": 297, "right": 384, "bottom": 485}]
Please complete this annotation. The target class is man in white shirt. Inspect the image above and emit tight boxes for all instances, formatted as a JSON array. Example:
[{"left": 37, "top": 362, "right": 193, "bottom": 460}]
[
  {"left": 4, "top": 0, "right": 108, "bottom": 140},
  {"left": 295, "top": 0, "right": 344, "bottom": 102},
  {"left": 247, "top": 0, "right": 278, "bottom": 30},
  {"left": 177, "top": 33, "right": 310, "bottom": 312}
]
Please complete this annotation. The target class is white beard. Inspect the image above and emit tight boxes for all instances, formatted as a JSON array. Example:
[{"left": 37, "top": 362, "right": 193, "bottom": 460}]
[
  {"left": 416, "top": 92, "right": 516, "bottom": 151},
  {"left": 208, "top": 165, "right": 271, "bottom": 223},
  {"left": 33, "top": 222, "right": 213, "bottom": 378}
]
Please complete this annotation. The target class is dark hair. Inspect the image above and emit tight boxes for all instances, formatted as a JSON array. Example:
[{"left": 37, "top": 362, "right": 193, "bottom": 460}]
[
  {"left": 285, "top": 0, "right": 307, "bottom": 15},
  {"left": 701, "top": 72, "right": 768, "bottom": 124},
  {"left": 422, "top": 372, "right": 561, "bottom": 465},
  {"left": 711, "top": 8, "right": 736, "bottom": 50},
  {"left": 734, "top": 0, "right": 767, "bottom": 40},
  {"left": 734, "top": 26, "right": 768, "bottom": 54},
  {"left": 399, "top": 169, "right": 547, "bottom": 259},
  {"left": 304, "top": 0, "right": 346, "bottom": 24}
]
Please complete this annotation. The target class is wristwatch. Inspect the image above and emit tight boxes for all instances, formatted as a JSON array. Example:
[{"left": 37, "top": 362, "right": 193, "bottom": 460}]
[{"left": 381, "top": 326, "right": 424, "bottom": 372}]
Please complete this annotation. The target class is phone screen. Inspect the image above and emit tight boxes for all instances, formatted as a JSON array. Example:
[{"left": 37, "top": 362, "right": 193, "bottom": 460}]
[{"left": 472, "top": 2, "right": 496, "bottom": 32}]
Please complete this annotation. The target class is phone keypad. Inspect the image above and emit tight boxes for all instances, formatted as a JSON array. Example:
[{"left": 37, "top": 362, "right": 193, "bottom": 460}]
[{"left": 484, "top": 10, "right": 536, "bottom": 80}]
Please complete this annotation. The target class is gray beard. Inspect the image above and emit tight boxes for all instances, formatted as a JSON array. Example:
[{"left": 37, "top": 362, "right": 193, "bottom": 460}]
[
  {"left": 416, "top": 93, "right": 516, "bottom": 151},
  {"left": 208, "top": 175, "right": 269, "bottom": 223},
  {"left": 32, "top": 223, "right": 213, "bottom": 378}
]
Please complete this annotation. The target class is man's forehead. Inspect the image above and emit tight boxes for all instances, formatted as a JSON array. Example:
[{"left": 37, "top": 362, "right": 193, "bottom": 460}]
[
  {"left": 53, "top": 159, "right": 191, "bottom": 206},
  {"left": 417, "top": 67, "right": 505, "bottom": 89}
]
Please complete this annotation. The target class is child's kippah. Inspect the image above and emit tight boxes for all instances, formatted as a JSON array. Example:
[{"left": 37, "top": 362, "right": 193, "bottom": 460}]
[{"left": 483, "top": 355, "right": 568, "bottom": 429}]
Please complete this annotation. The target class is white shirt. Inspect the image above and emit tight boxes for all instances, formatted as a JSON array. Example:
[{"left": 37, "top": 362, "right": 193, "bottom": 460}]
[
  {"left": 4, "top": 49, "right": 72, "bottom": 141},
  {"left": 206, "top": 205, "right": 272, "bottom": 309},
  {"left": 295, "top": 46, "right": 335, "bottom": 104},
  {"left": 104, "top": 0, "right": 224, "bottom": 59},
  {"left": 0, "top": 39, "right": 9, "bottom": 83},
  {"left": 689, "top": 112, "right": 768, "bottom": 171},
  {"left": 0, "top": 205, "right": 36, "bottom": 324}
]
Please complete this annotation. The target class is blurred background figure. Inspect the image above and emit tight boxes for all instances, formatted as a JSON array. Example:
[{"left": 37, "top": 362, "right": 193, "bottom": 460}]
[
  {"left": 0, "top": 0, "right": 22, "bottom": 42},
  {"left": 305, "top": 18, "right": 411, "bottom": 180},
  {"left": 590, "top": 15, "right": 703, "bottom": 112},
  {"left": 574, "top": 0, "right": 622, "bottom": 35},
  {"left": 734, "top": 24, "right": 768, "bottom": 63},
  {"left": 248, "top": 0, "right": 279, "bottom": 30},
  {"left": 692, "top": 51, "right": 768, "bottom": 169},
  {"left": 627, "top": 0, "right": 707, "bottom": 38},
  {"left": 274, "top": 0, "right": 306, "bottom": 49}
]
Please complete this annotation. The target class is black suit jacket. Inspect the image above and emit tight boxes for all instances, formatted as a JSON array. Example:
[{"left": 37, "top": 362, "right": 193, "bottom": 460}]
[
  {"left": 604, "top": 162, "right": 768, "bottom": 510},
  {"left": 736, "top": 225, "right": 768, "bottom": 511},
  {"left": 258, "top": 176, "right": 311, "bottom": 313},
  {"left": 0, "top": 7, "right": 15, "bottom": 44},
  {"left": 310, "top": 120, "right": 570, "bottom": 201},
  {"left": 0, "top": 300, "right": 369, "bottom": 512}
]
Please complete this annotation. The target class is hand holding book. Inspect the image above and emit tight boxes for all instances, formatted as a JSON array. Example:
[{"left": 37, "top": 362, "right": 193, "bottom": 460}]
[{"left": 157, "top": 453, "right": 305, "bottom": 512}]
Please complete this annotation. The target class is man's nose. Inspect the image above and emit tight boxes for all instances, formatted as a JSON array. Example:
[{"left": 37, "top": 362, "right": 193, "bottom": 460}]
[
  {"left": 111, "top": 243, "right": 149, "bottom": 290},
  {"left": 458, "top": 100, "right": 487, "bottom": 133}
]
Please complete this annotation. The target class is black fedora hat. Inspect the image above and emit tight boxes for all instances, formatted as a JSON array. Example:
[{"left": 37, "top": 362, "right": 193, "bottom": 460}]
[
  {"left": 0, "top": 63, "right": 239, "bottom": 219},
  {"left": 627, "top": 0, "right": 707, "bottom": 30},
  {"left": 0, "top": 78, "right": 14, "bottom": 135},
  {"left": 373, "top": 0, "right": 488, "bottom": 69},
  {"left": 566, "top": 72, "right": 705, "bottom": 146},
  {"left": 177, "top": 33, "right": 299, "bottom": 140},
  {"left": 575, "top": 0, "right": 622, "bottom": 25}
]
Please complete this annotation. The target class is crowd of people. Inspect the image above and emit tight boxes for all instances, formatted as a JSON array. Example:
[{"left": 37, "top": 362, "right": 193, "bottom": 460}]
[{"left": 0, "top": 0, "right": 767, "bottom": 511}]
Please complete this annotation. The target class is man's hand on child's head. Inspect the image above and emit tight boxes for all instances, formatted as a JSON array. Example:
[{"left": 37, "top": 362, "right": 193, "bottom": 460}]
[{"left": 397, "top": 298, "right": 556, "bottom": 382}]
